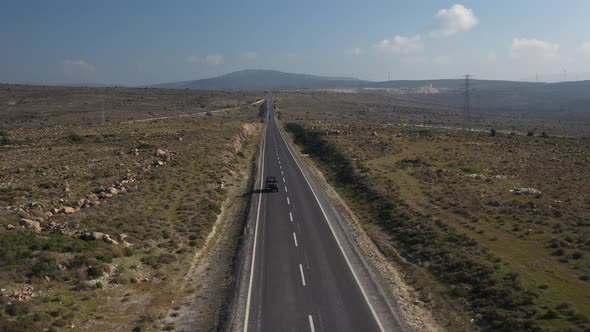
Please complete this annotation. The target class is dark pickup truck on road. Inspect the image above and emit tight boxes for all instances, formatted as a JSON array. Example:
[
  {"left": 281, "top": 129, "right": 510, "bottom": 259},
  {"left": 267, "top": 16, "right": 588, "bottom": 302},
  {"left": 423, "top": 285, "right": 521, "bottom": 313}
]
[{"left": 265, "top": 176, "right": 278, "bottom": 192}]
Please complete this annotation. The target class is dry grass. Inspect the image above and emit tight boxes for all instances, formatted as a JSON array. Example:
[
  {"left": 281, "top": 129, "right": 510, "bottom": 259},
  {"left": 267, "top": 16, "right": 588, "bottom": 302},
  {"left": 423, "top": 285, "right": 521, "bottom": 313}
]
[
  {"left": 0, "top": 85, "right": 263, "bottom": 331},
  {"left": 281, "top": 90, "right": 590, "bottom": 331}
]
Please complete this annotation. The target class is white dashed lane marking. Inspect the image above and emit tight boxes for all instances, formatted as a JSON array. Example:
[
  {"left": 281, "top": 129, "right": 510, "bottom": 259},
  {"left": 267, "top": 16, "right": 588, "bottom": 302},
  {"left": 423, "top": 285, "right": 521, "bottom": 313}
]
[
  {"left": 299, "top": 264, "right": 306, "bottom": 286},
  {"left": 308, "top": 315, "right": 316, "bottom": 332}
]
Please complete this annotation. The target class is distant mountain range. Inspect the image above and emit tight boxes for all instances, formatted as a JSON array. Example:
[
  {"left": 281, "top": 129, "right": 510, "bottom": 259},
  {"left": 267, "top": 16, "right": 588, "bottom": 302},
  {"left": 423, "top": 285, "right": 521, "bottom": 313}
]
[
  {"left": 28, "top": 69, "right": 589, "bottom": 113},
  {"left": 149, "top": 70, "right": 590, "bottom": 112},
  {"left": 152, "top": 69, "right": 369, "bottom": 90}
]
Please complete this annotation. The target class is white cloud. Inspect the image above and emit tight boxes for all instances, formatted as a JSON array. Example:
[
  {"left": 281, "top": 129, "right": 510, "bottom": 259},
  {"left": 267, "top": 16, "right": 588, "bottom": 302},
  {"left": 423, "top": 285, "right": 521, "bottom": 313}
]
[
  {"left": 186, "top": 55, "right": 199, "bottom": 64},
  {"left": 510, "top": 38, "right": 560, "bottom": 63},
  {"left": 430, "top": 4, "right": 478, "bottom": 38},
  {"left": 205, "top": 54, "right": 224, "bottom": 65},
  {"left": 242, "top": 51, "right": 257, "bottom": 60},
  {"left": 62, "top": 59, "right": 96, "bottom": 78},
  {"left": 487, "top": 51, "right": 497, "bottom": 62},
  {"left": 351, "top": 47, "right": 361, "bottom": 56},
  {"left": 376, "top": 35, "right": 423, "bottom": 54},
  {"left": 433, "top": 55, "right": 452, "bottom": 65},
  {"left": 580, "top": 42, "right": 590, "bottom": 56}
]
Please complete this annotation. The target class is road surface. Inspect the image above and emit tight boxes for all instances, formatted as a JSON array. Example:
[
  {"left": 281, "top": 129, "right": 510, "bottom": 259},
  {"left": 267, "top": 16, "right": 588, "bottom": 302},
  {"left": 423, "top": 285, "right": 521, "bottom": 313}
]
[{"left": 240, "top": 94, "right": 406, "bottom": 332}]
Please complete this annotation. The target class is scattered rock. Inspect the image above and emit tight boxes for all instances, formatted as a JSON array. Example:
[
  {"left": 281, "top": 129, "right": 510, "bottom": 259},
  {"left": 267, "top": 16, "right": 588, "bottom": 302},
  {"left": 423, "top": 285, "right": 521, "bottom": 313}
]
[
  {"left": 155, "top": 148, "right": 170, "bottom": 160},
  {"left": 103, "top": 234, "right": 119, "bottom": 245},
  {"left": 19, "top": 218, "right": 41, "bottom": 233},
  {"left": 81, "top": 232, "right": 105, "bottom": 241},
  {"left": 88, "top": 193, "right": 99, "bottom": 202},
  {"left": 44, "top": 211, "right": 53, "bottom": 219},
  {"left": 50, "top": 207, "right": 60, "bottom": 215},
  {"left": 6, "top": 224, "right": 15, "bottom": 230},
  {"left": 510, "top": 187, "right": 542, "bottom": 195},
  {"left": 62, "top": 206, "right": 76, "bottom": 214},
  {"left": 4, "top": 286, "right": 37, "bottom": 304}
]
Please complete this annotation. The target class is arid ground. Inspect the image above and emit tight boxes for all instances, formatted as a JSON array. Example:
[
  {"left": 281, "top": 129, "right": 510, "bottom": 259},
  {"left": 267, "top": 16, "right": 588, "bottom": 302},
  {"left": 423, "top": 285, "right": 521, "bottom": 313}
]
[{"left": 279, "top": 89, "right": 590, "bottom": 331}]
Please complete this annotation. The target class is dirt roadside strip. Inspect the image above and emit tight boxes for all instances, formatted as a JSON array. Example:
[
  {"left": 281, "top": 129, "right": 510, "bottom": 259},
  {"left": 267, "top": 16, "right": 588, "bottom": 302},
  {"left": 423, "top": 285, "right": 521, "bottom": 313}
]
[
  {"left": 159, "top": 129, "right": 263, "bottom": 331},
  {"left": 278, "top": 125, "right": 442, "bottom": 331}
]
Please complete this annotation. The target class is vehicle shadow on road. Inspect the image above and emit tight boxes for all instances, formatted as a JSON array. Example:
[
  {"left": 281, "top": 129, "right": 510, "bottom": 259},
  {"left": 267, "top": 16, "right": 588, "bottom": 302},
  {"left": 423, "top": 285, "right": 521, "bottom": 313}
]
[{"left": 241, "top": 189, "right": 268, "bottom": 197}]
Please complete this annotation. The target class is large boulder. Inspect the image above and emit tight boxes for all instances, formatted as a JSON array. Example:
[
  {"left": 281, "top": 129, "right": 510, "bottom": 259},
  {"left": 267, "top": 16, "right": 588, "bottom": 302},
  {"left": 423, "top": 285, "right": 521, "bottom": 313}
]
[
  {"left": 62, "top": 206, "right": 76, "bottom": 214},
  {"left": 81, "top": 232, "right": 105, "bottom": 241},
  {"left": 103, "top": 234, "right": 119, "bottom": 245},
  {"left": 19, "top": 219, "right": 41, "bottom": 233},
  {"left": 87, "top": 193, "right": 99, "bottom": 202},
  {"left": 155, "top": 148, "right": 167, "bottom": 158}
]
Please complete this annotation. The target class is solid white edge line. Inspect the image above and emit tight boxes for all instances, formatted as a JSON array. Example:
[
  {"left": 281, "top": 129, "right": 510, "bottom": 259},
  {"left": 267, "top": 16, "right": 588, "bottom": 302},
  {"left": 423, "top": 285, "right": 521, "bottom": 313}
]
[
  {"left": 293, "top": 232, "right": 298, "bottom": 247},
  {"left": 243, "top": 98, "right": 268, "bottom": 332},
  {"left": 277, "top": 124, "right": 386, "bottom": 332},
  {"left": 299, "top": 263, "right": 306, "bottom": 286},
  {"left": 289, "top": 212, "right": 293, "bottom": 222},
  {"left": 308, "top": 315, "right": 316, "bottom": 332}
]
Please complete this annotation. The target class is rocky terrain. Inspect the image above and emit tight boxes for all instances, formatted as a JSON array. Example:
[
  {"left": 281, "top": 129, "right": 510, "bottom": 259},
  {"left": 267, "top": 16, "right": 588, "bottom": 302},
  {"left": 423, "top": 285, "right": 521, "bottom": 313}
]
[
  {"left": 281, "top": 91, "right": 590, "bottom": 331},
  {"left": 278, "top": 89, "right": 590, "bottom": 137},
  {"left": 0, "top": 85, "right": 263, "bottom": 331}
]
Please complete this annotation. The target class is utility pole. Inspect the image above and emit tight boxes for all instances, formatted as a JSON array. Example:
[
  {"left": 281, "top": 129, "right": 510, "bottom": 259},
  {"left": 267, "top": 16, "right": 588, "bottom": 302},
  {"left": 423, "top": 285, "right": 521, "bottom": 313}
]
[
  {"left": 101, "top": 99, "right": 105, "bottom": 124},
  {"left": 464, "top": 74, "right": 471, "bottom": 131}
]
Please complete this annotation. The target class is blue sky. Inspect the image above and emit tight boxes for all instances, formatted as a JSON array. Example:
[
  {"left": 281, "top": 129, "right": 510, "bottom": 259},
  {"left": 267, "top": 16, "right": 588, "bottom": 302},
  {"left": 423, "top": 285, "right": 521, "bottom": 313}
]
[{"left": 1, "top": 0, "right": 589, "bottom": 84}]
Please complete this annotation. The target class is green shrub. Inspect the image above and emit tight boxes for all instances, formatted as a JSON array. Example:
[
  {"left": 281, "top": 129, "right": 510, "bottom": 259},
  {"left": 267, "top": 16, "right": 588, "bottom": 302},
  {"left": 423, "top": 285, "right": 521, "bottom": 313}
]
[
  {"left": 207, "top": 203, "right": 221, "bottom": 214},
  {"left": 87, "top": 265, "right": 105, "bottom": 278},
  {"left": 66, "top": 133, "right": 85, "bottom": 142},
  {"left": 96, "top": 254, "right": 113, "bottom": 263},
  {"left": 5, "top": 301, "right": 32, "bottom": 316},
  {"left": 136, "top": 143, "right": 154, "bottom": 150},
  {"left": 0, "top": 135, "right": 11, "bottom": 145},
  {"left": 30, "top": 255, "right": 59, "bottom": 278},
  {"left": 461, "top": 166, "right": 484, "bottom": 174}
]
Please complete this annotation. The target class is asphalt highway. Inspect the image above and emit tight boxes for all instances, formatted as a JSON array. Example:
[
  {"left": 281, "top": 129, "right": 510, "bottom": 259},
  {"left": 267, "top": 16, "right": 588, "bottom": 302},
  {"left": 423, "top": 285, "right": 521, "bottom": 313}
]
[{"left": 242, "top": 94, "right": 404, "bottom": 332}]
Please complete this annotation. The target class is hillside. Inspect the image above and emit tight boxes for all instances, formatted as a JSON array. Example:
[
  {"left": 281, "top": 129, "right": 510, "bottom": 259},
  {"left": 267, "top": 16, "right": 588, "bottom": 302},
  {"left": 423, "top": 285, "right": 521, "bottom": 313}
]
[{"left": 153, "top": 69, "right": 368, "bottom": 90}]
